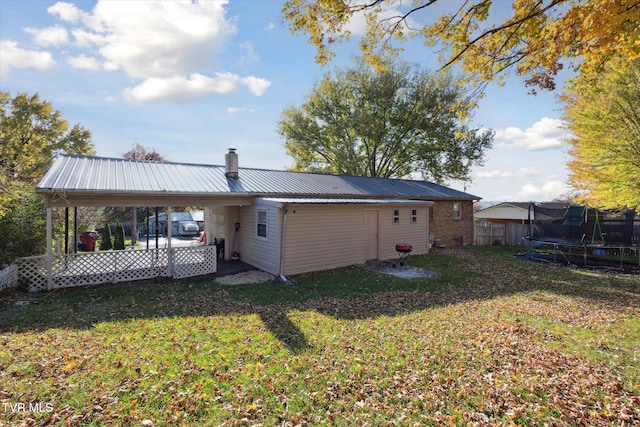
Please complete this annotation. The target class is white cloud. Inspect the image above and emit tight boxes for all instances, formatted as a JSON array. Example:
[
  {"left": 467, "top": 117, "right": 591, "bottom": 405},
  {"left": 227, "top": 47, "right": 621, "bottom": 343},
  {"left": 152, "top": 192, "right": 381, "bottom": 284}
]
[
  {"left": 343, "top": 1, "right": 419, "bottom": 36},
  {"left": 48, "top": 2, "right": 86, "bottom": 23},
  {"left": 241, "top": 76, "right": 271, "bottom": 96},
  {"left": 476, "top": 167, "right": 539, "bottom": 180},
  {"left": 515, "top": 179, "right": 570, "bottom": 201},
  {"left": 517, "top": 167, "right": 541, "bottom": 177},
  {"left": 25, "top": 25, "right": 69, "bottom": 47},
  {"left": 266, "top": 22, "right": 275, "bottom": 30},
  {"left": 476, "top": 170, "right": 514, "bottom": 179},
  {"left": 88, "top": 0, "right": 237, "bottom": 79},
  {"left": 43, "top": 0, "right": 271, "bottom": 102},
  {"left": 239, "top": 41, "right": 259, "bottom": 64},
  {"left": 0, "top": 40, "right": 55, "bottom": 77},
  {"left": 7, "top": 1, "right": 270, "bottom": 102},
  {"left": 495, "top": 117, "right": 571, "bottom": 151},
  {"left": 227, "top": 107, "right": 256, "bottom": 114},
  {"left": 67, "top": 54, "right": 100, "bottom": 70},
  {"left": 71, "top": 28, "right": 105, "bottom": 48},
  {"left": 123, "top": 72, "right": 264, "bottom": 102}
]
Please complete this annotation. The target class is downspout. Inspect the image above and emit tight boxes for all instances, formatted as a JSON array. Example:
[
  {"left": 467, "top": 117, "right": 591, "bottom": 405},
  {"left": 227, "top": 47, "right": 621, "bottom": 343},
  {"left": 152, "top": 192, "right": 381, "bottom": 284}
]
[{"left": 279, "top": 205, "right": 296, "bottom": 285}]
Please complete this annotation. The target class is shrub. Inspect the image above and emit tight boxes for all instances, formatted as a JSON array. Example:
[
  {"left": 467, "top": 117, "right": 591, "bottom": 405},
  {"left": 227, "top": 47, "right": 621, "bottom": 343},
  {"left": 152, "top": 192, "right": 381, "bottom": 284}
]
[
  {"left": 114, "top": 222, "right": 125, "bottom": 250},
  {"left": 99, "top": 224, "right": 113, "bottom": 250}
]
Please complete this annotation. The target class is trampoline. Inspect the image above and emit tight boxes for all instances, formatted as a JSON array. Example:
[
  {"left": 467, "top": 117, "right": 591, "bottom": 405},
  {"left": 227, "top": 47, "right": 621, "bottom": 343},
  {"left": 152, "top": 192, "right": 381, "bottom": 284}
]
[{"left": 521, "top": 203, "right": 639, "bottom": 271}]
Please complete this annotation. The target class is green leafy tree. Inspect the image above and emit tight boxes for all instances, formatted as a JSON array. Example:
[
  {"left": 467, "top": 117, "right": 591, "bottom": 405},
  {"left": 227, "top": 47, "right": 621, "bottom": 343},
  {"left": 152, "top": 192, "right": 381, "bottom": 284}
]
[
  {"left": 99, "top": 224, "right": 113, "bottom": 251},
  {"left": 1, "top": 92, "right": 93, "bottom": 185},
  {"left": 283, "top": 0, "right": 640, "bottom": 93},
  {"left": 278, "top": 60, "right": 493, "bottom": 182},
  {"left": 0, "top": 92, "right": 94, "bottom": 265},
  {"left": 0, "top": 181, "right": 46, "bottom": 267},
  {"left": 562, "top": 58, "right": 640, "bottom": 211}
]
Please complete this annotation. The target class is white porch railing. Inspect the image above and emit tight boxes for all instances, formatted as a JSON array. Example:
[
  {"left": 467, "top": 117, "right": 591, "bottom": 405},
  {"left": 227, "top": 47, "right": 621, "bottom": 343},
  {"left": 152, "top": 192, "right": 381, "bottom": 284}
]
[{"left": 16, "top": 246, "right": 217, "bottom": 291}]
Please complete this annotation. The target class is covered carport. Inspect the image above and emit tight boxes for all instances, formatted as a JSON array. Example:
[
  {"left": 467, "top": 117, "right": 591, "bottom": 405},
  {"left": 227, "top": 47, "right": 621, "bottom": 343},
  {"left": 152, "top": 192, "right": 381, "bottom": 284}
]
[{"left": 26, "top": 154, "right": 251, "bottom": 291}]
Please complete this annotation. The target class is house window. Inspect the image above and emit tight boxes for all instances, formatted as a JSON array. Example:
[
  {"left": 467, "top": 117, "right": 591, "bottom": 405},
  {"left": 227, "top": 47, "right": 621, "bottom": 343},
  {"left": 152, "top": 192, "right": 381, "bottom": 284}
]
[
  {"left": 453, "top": 202, "right": 461, "bottom": 219},
  {"left": 411, "top": 209, "right": 417, "bottom": 223},
  {"left": 257, "top": 209, "right": 267, "bottom": 238},
  {"left": 393, "top": 209, "right": 400, "bottom": 224}
]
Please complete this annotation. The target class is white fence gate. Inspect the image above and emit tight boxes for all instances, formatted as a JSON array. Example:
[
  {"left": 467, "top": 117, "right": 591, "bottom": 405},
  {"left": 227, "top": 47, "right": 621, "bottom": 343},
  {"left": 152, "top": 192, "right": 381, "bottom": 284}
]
[{"left": 15, "top": 246, "right": 218, "bottom": 292}]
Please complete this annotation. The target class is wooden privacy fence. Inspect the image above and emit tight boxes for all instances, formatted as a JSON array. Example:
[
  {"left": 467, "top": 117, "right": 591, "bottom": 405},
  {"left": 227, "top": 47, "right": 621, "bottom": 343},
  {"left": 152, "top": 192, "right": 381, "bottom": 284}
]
[
  {"left": 16, "top": 245, "right": 218, "bottom": 292},
  {"left": 474, "top": 223, "right": 529, "bottom": 246}
]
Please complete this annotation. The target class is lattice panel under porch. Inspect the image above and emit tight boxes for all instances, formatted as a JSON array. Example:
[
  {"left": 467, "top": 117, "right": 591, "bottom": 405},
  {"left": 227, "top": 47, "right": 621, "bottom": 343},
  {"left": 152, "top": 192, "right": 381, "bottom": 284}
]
[
  {"left": 16, "top": 256, "right": 48, "bottom": 291},
  {"left": 16, "top": 246, "right": 215, "bottom": 291},
  {"left": 50, "top": 249, "right": 169, "bottom": 289},
  {"left": 172, "top": 246, "right": 217, "bottom": 279},
  {"left": 113, "top": 249, "right": 168, "bottom": 283}
]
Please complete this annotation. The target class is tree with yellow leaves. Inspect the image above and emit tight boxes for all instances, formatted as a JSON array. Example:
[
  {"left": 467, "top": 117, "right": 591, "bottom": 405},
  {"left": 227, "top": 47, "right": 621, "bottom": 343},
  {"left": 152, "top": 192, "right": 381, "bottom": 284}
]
[
  {"left": 562, "top": 58, "right": 640, "bottom": 211},
  {"left": 0, "top": 92, "right": 94, "bottom": 265},
  {"left": 283, "top": 0, "right": 640, "bottom": 92}
]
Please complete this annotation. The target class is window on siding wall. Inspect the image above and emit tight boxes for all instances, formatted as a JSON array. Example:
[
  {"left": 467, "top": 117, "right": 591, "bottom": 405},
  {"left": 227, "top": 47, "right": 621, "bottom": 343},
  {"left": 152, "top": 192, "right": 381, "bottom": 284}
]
[
  {"left": 393, "top": 209, "right": 400, "bottom": 223},
  {"left": 453, "top": 202, "right": 462, "bottom": 219},
  {"left": 257, "top": 209, "right": 267, "bottom": 238},
  {"left": 411, "top": 209, "right": 417, "bottom": 223}
]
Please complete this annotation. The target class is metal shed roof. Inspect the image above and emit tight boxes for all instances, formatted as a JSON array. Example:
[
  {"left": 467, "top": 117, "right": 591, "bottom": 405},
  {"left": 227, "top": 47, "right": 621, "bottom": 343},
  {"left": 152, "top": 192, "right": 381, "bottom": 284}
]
[
  {"left": 258, "top": 198, "right": 435, "bottom": 205},
  {"left": 37, "top": 154, "right": 479, "bottom": 203}
]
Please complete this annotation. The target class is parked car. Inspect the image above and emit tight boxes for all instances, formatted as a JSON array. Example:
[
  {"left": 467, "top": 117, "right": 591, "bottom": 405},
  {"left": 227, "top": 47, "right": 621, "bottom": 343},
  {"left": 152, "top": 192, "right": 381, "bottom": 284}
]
[{"left": 148, "top": 212, "right": 200, "bottom": 237}]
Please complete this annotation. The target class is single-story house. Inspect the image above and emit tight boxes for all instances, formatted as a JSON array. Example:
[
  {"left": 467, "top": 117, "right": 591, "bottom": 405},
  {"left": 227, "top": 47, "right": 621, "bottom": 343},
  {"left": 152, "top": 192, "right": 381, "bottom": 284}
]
[
  {"left": 473, "top": 201, "right": 573, "bottom": 246},
  {"left": 474, "top": 202, "right": 571, "bottom": 224},
  {"left": 35, "top": 150, "right": 479, "bottom": 281}
]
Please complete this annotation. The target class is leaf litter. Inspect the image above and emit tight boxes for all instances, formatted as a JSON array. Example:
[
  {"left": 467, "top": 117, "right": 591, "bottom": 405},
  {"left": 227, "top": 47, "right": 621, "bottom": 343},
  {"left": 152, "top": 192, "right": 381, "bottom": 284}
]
[{"left": 0, "top": 246, "right": 638, "bottom": 425}]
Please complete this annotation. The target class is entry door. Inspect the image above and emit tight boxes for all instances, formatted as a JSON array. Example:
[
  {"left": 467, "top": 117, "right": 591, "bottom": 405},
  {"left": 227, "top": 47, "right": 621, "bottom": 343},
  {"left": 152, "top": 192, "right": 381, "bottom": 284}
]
[{"left": 365, "top": 210, "right": 379, "bottom": 260}]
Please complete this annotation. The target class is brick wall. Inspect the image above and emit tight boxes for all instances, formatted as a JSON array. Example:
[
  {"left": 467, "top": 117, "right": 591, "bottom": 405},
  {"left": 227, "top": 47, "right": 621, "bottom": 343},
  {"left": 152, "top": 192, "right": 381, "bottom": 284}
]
[{"left": 430, "top": 200, "right": 474, "bottom": 246}]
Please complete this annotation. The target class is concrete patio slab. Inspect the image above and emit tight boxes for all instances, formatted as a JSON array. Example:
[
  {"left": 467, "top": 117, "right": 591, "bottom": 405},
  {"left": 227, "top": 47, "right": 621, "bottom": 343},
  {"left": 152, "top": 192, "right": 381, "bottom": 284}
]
[{"left": 361, "top": 261, "right": 439, "bottom": 279}]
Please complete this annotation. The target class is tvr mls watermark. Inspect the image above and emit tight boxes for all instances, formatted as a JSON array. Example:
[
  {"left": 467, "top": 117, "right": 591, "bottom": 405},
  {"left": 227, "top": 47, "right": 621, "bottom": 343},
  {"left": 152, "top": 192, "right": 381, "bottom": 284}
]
[{"left": 3, "top": 402, "right": 54, "bottom": 414}]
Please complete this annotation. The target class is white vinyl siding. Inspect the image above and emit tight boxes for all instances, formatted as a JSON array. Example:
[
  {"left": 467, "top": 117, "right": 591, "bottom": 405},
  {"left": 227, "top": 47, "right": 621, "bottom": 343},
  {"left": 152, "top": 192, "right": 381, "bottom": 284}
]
[
  {"left": 282, "top": 204, "right": 430, "bottom": 276},
  {"left": 283, "top": 205, "right": 365, "bottom": 275},
  {"left": 204, "top": 206, "right": 226, "bottom": 242},
  {"left": 378, "top": 206, "right": 428, "bottom": 261},
  {"left": 236, "top": 200, "right": 431, "bottom": 277},
  {"left": 237, "top": 205, "right": 280, "bottom": 275}
]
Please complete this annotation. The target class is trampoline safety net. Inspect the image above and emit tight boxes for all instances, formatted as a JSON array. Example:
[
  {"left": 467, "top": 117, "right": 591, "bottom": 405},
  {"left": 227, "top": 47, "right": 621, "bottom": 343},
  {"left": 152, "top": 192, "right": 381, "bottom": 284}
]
[{"left": 529, "top": 204, "right": 639, "bottom": 246}]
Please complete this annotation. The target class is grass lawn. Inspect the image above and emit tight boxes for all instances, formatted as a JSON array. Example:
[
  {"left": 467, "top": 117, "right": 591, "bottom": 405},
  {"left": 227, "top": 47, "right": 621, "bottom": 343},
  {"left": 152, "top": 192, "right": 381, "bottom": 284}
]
[{"left": 1, "top": 246, "right": 638, "bottom": 426}]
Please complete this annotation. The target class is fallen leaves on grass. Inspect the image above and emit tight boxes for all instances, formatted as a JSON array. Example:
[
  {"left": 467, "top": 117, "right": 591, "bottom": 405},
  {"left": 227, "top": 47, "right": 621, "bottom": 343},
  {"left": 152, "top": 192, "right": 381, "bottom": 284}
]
[{"left": 1, "top": 247, "right": 638, "bottom": 425}]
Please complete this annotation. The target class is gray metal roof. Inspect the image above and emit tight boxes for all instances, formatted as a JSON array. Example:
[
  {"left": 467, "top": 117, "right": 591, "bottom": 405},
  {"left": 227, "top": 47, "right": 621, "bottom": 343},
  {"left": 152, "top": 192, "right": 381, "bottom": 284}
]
[
  {"left": 259, "top": 198, "right": 435, "bottom": 205},
  {"left": 37, "top": 154, "right": 480, "bottom": 200}
]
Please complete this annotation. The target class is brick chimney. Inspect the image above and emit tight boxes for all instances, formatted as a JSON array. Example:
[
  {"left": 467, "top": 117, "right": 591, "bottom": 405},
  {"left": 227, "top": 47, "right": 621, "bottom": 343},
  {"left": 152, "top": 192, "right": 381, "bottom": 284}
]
[{"left": 225, "top": 148, "right": 238, "bottom": 178}]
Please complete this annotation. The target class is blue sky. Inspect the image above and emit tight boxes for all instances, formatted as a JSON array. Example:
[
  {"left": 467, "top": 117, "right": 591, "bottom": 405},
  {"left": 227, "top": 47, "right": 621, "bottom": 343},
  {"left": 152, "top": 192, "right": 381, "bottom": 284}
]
[{"left": 0, "top": 0, "right": 574, "bottom": 203}]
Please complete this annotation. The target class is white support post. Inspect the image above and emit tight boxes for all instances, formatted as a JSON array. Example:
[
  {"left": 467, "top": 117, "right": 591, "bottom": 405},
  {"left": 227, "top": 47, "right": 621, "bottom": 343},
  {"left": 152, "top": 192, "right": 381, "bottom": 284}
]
[
  {"left": 167, "top": 206, "right": 173, "bottom": 277},
  {"left": 46, "top": 207, "right": 53, "bottom": 291}
]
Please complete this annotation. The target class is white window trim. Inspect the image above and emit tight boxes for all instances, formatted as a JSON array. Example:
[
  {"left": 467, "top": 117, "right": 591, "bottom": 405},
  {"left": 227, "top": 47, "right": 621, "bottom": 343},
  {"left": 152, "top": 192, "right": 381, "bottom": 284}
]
[
  {"left": 256, "top": 208, "right": 268, "bottom": 239},
  {"left": 393, "top": 209, "right": 400, "bottom": 224}
]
